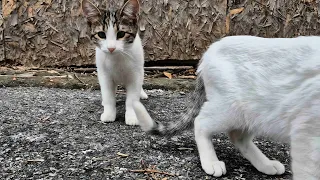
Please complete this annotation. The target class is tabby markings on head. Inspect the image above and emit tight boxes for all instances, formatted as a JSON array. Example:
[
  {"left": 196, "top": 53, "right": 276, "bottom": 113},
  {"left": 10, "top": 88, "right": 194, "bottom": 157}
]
[{"left": 82, "top": 0, "right": 140, "bottom": 53}]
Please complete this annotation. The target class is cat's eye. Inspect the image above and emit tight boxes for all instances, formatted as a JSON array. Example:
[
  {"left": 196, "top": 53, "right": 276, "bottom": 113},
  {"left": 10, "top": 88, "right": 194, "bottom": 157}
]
[
  {"left": 117, "top": 31, "right": 126, "bottom": 39},
  {"left": 97, "top": 32, "right": 106, "bottom": 39}
]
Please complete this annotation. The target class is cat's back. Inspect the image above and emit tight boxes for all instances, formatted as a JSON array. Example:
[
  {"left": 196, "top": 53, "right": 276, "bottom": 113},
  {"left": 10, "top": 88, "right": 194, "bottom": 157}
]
[
  {"left": 198, "top": 36, "right": 320, "bottom": 138},
  {"left": 203, "top": 35, "right": 320, "bottom": 59},
  {"left": 199, "top": 35, "right": 320, "bottom": 76},
  {"left": 215, "top": 35, "right": 319, "bottom": 46},
  {"left": 198, "top": 35, "right": 320, "bottom": 114}
]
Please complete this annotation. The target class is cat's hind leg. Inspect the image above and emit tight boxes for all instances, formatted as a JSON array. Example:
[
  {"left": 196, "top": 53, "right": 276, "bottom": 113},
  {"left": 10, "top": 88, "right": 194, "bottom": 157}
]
[
  {"left": 228, "top": 130, "right": 285, "bottom": 175},
  {"left": 194, "top": 102, "right": 227, "bottom": 177},
  {"left": 290, "top": 116, "right": 320, "bottom": 180}
]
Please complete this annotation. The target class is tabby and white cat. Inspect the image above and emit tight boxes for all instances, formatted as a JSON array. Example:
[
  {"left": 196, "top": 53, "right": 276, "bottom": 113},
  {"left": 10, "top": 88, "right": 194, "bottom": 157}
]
[
  {"left": 133, "top": 36, "right": 320, "bottom": 179},
  {"left": 82, "top": 0, "right": 148, "bottom": 125}
]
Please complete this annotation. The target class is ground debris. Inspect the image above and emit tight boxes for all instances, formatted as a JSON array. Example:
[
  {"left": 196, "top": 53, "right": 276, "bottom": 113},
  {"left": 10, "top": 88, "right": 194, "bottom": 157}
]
[
  {"left": 26, "top": 159, "right": 45, "bottom": 163},
  {"left": 130, "top": 167, "right": 176, "bottom": 179},
  {"left": 129, "top": 160, "right": 176, "bottom": 180},
  {"left": 117, "top": 152, "right": 129, "bottom": 158},
  {"left": 129, "top": 168, "right": 175, "bottom": 176},
  {"left": 177, "top": 147, "right": 193, "bottom": 151}
]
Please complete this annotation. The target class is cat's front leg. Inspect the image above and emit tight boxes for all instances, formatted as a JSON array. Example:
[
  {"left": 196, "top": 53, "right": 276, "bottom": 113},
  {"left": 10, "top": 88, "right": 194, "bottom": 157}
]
[
  {"left": 194, "top": 102, "right": 227, "bottom": 177},
  {"left": 97, "top": 70, "right": 117, "bottom": 123},
  {"left": 124, "top": 83, "right": 141, "bottom": 125}
]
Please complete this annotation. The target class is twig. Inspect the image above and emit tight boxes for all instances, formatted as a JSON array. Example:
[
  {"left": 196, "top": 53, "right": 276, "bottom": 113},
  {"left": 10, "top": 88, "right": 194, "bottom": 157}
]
[
  {"left": 38, "top": 116, "right": 50, "bottom": 122},
  {"left": 129, "top": 169, "right": 176, "bottom": 176},
  {"left": 177, "top": 147, "right": 194, "bottom": 150},
  {"left": 43, "top": 75, "right": 67, "bottom": 79},
  {"left": 50, "top": 40, "right": 69, "bottom": 51},
  {"left": 177, "top": 75, "right": 196, "bottom": 79},
  {"left": 73, "top": 68, "right": 97, "bottom": 73},
  {"left": 46, "top": 22, "right": 59, "bottom": 32},
  {"left": 117, "top": 152, "right": 129, "bottom": 157},
  {"left": 73, "top": 73, "right": 87, "bottom": 85},
  {"left": 144, "top": 66, "right": 194, "bottom": 71},
  {"left": 26, "top": 159, "right": 45, "bottom": 163}
]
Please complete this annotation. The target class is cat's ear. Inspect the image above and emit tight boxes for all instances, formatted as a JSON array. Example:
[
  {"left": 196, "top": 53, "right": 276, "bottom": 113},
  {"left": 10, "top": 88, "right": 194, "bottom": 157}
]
[
  {"left": 82, "top": 0, "right": 101, "bottom": 23},
  {"left": 120, "top": 0, "right": 140, "bottom": 20}
]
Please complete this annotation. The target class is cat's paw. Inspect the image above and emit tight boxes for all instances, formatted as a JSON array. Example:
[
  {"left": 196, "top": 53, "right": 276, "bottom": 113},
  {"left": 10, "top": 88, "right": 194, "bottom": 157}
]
[
  {"left": 100, "top": 109, "right": 116, "bottom": 123},
  {"left": 125, "top": 111, "right": 139, "bottom": 126},
  {"left": 257, "top": 160, "right": 285, "bottom": 175},
  {"left": 140, "top": 90, "right": 148, "bottom": 99},
  {"left": 201, "top": 160, "right": 226, "bottom": 177}
]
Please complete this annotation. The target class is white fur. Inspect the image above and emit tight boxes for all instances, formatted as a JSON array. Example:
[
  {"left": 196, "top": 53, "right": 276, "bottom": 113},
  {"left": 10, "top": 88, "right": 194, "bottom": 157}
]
[
  {"left": 101, "top": 23, "right": 119, "bottom": 53},
  {"left": 134, "top": 36, "right": 320, "bottom": 179},
  {"left": 96, "top": 22, "right": 148, "bottom": 126}
]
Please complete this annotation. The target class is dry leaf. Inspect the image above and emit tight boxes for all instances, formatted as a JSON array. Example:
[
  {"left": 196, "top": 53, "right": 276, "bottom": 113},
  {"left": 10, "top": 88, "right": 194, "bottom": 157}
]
[
  {"left": 3, "top": 0, "right": 17, "bottom": 18},
  {"left": 229, "top": 7, "right": 244, "bottom": 16},
  {"left": 117, "top": 152, "right": 129, "bottom": 157},
  {"left": 163, "top": 72, "right": 172, "bottom": 79},
  {"left": 226, "top": 7, "right": 244, "bottom": 34}
]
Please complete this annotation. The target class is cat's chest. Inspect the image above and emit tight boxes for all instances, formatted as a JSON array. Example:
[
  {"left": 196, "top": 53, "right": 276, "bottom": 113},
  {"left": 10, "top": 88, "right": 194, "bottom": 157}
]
[
  {"left": 111, "top": 62, "right": 131, "bottom": 82},
  {"left": 101, "top": 55, "right": 140, "bottom": 84}
]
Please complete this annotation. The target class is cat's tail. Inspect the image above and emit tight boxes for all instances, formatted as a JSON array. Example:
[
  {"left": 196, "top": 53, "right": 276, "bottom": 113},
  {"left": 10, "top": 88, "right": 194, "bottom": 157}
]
[{"left": 133, "top": 75, "right": 206, "bottom": 137}]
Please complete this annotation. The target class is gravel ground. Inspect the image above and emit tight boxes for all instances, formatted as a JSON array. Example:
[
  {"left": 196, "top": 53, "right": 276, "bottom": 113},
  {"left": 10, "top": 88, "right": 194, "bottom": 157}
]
[{"left": 0, "top": 87, "right": 292, "bottom": 179}]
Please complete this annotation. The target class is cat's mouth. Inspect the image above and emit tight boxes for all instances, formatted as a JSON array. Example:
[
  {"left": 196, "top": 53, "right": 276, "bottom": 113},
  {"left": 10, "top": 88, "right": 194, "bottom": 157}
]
[{"left": 102, "top": 49, "right": 119, "bottom": 55}]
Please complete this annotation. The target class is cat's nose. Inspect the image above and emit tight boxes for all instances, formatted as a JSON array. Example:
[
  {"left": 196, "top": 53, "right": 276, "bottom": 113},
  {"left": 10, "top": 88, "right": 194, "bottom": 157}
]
[{"left": 108, "top": 48, "right": 116, "bottom": 53}]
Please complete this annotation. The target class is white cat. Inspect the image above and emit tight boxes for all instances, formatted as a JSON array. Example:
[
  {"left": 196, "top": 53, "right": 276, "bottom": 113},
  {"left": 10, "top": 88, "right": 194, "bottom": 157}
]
[
  {"left": 133, "top": 36, "right": 320, "bottom": 179},
  {"left": 82, "top": 0, "right": 148, "bottom": 125}
]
